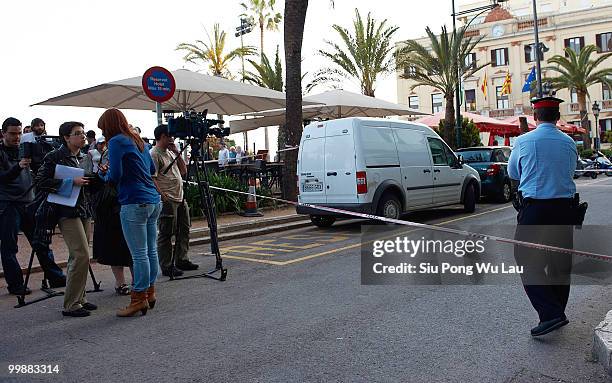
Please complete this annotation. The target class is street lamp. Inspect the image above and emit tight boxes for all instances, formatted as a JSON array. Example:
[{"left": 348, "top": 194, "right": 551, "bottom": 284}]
[
  {"left": 531, "top": 0, "right": 544, "bottom": 98},
  {"left": 235, "top": 17, "right": 254, "bottom": 82},
  {"left": 593, "top": 101, "right": 601, "bottom": 151},
  {"left": 236, "top": 17, "right": 254, "bottom": 150},
  {"left": 451, "top": 0, "right": 508, "bottom": 149}
]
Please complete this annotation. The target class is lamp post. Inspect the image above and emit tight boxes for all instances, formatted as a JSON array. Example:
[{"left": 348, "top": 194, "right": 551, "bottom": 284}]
[
  {"left": 531, "top": 0, "right": 544, "bottom": 98},
  {"left": 236, "top": 17, "right": 254, "bottom": 151},
  {"left": 593, "top": 101, "right": 601, "bottom": 151},
  {"left": 451, "top": 0, "right": 508, "bottom": 149}
]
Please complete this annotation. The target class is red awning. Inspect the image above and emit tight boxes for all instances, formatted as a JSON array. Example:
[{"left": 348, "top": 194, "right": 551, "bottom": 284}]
[
  {"left": 502, "top": 115, "right": 587, "bottom": 135},
  {"left": 415, "top": 111, "right": 520, "bottom": 135}
]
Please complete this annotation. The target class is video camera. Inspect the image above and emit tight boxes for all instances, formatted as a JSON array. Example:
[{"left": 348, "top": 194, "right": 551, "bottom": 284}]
[
  {"left": 19, "top": 136, "right": 62, "bottom": 169},
  {"left": 167, "top": 109, "right": 228, "bottom": 139}
]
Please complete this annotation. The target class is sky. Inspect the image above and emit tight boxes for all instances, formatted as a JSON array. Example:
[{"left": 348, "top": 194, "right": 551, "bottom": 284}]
[{"left": 1, "top": 0, "right": 462, "bottom": 156}]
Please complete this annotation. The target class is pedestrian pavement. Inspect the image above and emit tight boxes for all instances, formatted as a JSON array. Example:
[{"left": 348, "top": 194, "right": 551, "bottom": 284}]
[{"left": 1, "top": 205, "right": 298, "bottom": 278}]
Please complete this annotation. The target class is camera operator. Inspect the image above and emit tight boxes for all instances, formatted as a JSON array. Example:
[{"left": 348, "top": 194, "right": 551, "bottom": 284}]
[
  {"left": 150, "top": 124, "right": 198, "bottom": 277},
  {"left": 20, "top": 118, "right": 46, "bottom": 144},
  {"left": 0, "top": 118, "right": 66, "bottom": 295}
]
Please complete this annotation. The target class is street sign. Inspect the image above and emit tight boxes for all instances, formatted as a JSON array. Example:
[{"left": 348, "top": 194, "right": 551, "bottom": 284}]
[{"left": 142, "top": 66, "right": 175, "bottom": 103}]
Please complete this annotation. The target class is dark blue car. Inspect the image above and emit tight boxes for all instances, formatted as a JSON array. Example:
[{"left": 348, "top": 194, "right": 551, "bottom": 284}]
[{"left": 456, "top": 146, "right": 513, "bottom": 203}]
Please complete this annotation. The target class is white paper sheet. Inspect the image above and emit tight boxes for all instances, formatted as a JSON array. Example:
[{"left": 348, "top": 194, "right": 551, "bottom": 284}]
[{"left": 46, "top": 165, "right": 84, "bottom": 207}]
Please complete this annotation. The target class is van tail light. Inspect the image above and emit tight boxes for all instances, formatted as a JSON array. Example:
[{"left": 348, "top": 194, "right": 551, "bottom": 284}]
[
  {"left": 486, "top": 164, "right": 501, "bottom": 176},
  {"left": 356, "top": 171, "right": 367, "bottom": 194}
]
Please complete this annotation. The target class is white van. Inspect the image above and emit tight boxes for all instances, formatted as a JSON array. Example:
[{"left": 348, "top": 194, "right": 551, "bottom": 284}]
[{"left": 296, "top": 117, "right": 481, "bottom": 227}]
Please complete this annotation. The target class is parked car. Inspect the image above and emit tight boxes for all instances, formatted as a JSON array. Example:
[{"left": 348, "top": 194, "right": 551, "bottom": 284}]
[
  {"left": 296, "top": 117, "right": 481, "bottom": 227},
  {"left": 455, "top": 146, "right": 513, "bottom": 203}
]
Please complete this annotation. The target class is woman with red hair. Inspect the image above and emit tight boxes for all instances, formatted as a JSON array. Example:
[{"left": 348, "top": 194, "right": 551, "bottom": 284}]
[{"left": 98, "top": 109, "right": 160, "bottom": 317}]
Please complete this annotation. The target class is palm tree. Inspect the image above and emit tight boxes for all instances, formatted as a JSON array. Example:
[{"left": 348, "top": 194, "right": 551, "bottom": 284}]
[
  {"left": 395, "top": 26, "right": 487, "bottom": 146},
  {"left": 281, "top": 0, "right": 309, "bottom": 201},
  {"left": 544, "top": 45, "right": 612, "bottom": 149},
  {"left": 244, "top": 46, "right": 284, "bottom": 91},
  {"left": 308, "top": 9, "right": 399, "bottom": 97},
  {"left": 176, "top": 23, "right": 256, "bottom": 78},
  {"left": 241, "top": 0, "right": 283, "bottom": 57}
]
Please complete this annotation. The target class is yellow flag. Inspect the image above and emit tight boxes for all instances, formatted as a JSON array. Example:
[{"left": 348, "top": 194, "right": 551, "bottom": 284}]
[
  {"left": 501, "top": 71, "right": 512, "bottom": 96},
  {"left": 481, "top": 72, "right": 488, "bottom": 100}
]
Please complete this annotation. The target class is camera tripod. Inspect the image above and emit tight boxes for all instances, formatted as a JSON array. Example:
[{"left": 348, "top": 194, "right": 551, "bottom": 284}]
[
  {"left": 162, "top": 138, "right": 227, "bottom": 282},
  {"left": 15, "top": 247, "right": 103, "bottom": 308}
]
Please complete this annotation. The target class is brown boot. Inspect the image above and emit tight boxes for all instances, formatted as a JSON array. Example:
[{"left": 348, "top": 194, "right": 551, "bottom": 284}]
[
  {"left": 146, "top": 285, "right": 156, "bottom": 309},
  {"left": 116, "top": 291, "right": 149, "bottom": 317}
]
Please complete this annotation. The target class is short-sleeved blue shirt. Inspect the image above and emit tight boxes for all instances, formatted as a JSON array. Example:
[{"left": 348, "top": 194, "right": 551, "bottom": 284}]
[{"left": 507, "top": 123, "right": 577, "bottom": 199}]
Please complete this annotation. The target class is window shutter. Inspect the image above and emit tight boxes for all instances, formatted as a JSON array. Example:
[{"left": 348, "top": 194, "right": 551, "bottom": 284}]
[
  {"left": 504, "top": 48, "right": 509, "bottom": 65},
  {"left": 579, "top": 37, "right": 585, "bottom": 51},
  {"left": 491, "top": 50, "right": 496, "bottom": 67},
  {"left": 564, "top": 38, "right": 570, "bottom": 47},
  {"left": 596, "top": 34, "right": 602, "bottom": 52}
]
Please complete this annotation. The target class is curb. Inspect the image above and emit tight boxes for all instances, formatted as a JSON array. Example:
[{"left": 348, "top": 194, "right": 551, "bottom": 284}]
[
  {"left": 2, "top": 213, "right": 310, "bottom": 278},
  {"left": 593, "top": 309, "right": 612, "bottom": 376}
]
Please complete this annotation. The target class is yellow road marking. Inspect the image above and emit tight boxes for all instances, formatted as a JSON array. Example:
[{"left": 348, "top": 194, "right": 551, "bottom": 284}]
[
  {"left": 222, "top": 204, "right": 517, "bottom": 265},
  {"left": 238, "top": 205, "right": 514, "bottom": 265},
  {"left": 223, "top": 255, "right": 285, "bottom": 265}
]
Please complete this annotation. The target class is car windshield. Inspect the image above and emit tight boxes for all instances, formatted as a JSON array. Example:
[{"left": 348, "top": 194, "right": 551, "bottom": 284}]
[{"left": 457, "top": 149, "right": 493, "bottom": 163}]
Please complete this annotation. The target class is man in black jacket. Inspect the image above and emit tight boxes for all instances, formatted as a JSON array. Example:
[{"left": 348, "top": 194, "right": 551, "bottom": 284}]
[{"left": 0, "top": 117, "right": 65, "bottom": 295}]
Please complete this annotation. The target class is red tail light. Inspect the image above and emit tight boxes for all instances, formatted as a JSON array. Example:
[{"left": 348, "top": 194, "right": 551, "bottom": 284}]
[
  {"left": 356, "top": 171, "right": 367, "bottom": 194},
  {"left": 486, "top": 164, "right": 501, "bottom": 176}
]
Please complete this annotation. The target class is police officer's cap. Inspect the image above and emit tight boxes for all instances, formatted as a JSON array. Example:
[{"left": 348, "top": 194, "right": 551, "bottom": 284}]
[{"left": 530, "top": 96, "right": 564, "bottom": 109}]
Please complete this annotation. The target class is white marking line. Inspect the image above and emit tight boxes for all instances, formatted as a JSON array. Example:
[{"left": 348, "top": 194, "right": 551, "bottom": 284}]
[{"left": 579, "top": 177, "right": 612, "bottom": 186}]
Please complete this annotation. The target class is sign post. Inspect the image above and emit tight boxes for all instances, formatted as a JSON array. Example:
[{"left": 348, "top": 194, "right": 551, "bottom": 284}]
[{"left": 141, "top": 66, "right": 176, "bottom": 126}]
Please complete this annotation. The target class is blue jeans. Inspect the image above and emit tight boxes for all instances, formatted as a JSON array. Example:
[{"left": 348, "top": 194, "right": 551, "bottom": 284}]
[{"left": 120, "top": 203, "right": 161, "bottom": 292}]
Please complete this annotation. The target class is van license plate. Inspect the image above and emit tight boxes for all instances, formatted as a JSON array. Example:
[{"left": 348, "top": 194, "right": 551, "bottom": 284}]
[{"left": 303, "top": 183, "right": 323, "bottom": 192}]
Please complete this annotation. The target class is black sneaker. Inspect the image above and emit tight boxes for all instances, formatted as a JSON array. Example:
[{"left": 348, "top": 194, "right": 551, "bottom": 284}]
[
  {"left": 8, "top": 286, "right": 32, "bottom": 296},
  {"left": 161, "top": 267, "right": 184, "bottom": 277},
  {"left": 176, "top": 260, "right": 199, "bottom": 271},
  {"left": 62, "top": 308, "right": 91, "bottom": 317},
  {"left": 530, "top": 317, "right": 569, "bottom": 336},
  {"left": 82, "top": 302, "right": 97, "bottom": 311}
]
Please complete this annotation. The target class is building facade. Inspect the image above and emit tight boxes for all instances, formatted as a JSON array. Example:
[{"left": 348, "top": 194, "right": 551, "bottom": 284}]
[{"left": 396, "top": 0, "right": 612, "bottom": 136}]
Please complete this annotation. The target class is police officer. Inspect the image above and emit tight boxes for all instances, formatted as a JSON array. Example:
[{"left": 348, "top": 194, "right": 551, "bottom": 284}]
[{"left": 508, "top": 96, "right": 578, "bottom": 337}]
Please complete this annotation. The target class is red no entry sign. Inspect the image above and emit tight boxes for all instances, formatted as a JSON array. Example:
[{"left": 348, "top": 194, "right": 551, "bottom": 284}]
[{"left": 142, "top": 66, "right": 176, "bottom": 103}]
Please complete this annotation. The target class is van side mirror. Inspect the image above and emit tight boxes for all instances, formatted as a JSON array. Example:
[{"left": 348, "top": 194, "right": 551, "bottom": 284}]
[{"left": 456, "top": 155, "right": 464, "bottom": 167}]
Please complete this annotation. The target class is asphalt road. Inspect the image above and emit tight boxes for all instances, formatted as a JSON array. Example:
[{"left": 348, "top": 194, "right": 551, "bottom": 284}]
[{"left": 2, "top": 176, "right": 612, "bottom": 382}]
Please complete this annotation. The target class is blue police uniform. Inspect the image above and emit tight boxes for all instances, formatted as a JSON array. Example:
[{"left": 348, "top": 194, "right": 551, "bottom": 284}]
[{"left": 509, "top": 96, "right": 579, "bottom": 336}]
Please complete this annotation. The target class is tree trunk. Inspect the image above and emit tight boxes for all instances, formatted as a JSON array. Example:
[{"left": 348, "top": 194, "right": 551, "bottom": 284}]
[
  {"left": 282, "top": 0, "right": 308, "bottom": 201},
  {"left": 577, "top": 91, "right": 591, "bottom": 150},
  {"left": 260, "top": 23, "right": 265, "bottom": 57},
  {"left": 444, "top": 94, "right": 456, "bottom": 148}
]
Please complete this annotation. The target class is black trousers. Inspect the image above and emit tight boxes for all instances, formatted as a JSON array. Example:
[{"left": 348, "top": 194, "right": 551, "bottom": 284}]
[{"left": 514, "top": 200, "right": 574, "bottom": 322}]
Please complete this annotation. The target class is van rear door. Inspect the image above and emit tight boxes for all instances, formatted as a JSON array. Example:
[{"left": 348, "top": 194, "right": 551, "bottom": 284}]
[
  {"left": 324, "top": 122, "right": 357, "bottom": 204},
  {"left": 299, "top": 126, "right": 326, "bottom": 204}
]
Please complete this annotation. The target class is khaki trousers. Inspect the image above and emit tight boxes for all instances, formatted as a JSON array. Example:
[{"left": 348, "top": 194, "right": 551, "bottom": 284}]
[
  {"left": 157, "top": 200, "right": 191, "bottom": 269},
  {"left": 58, "top": 218, "right": 91, "bottom": 311}
]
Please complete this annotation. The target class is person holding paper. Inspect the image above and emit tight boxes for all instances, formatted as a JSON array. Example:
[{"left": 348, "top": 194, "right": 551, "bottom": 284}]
[
  {"left": 97, "top": 109, "right": 161, "bottom": 318},
  {"left": 35, "top": 121, "right": 97, "bottom": 318}
]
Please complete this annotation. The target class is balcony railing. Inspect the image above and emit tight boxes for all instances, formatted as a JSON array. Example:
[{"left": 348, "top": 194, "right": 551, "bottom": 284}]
[
  {"left": 602, "top": 99, "right": 612, "bottom": 110},
  {"left": 489, "top": 109, "right": 515, "bottom": 118},
  {"left": 517, "top": 17, "right": 548, "bottom": 31}
]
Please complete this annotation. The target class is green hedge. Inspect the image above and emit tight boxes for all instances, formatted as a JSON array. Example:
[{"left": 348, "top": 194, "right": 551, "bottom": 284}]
[{"left": 184, "top": 172, "right": 275, "bottom": 217}]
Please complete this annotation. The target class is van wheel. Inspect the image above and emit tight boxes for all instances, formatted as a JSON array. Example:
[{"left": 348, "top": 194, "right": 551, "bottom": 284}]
[
  {"left": 377, "top": 194, "right": 402, "bottom": 221},
  {"left": 463, "top": 183, "right": 477, "bottom": 213},
  {"left": 310, "top": 215, "right": 336, "bottom": 228},
  {"left": 497, "top": 181, "right": 512, "bottom": 203}
]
